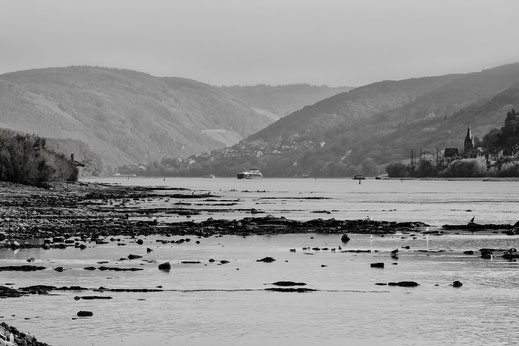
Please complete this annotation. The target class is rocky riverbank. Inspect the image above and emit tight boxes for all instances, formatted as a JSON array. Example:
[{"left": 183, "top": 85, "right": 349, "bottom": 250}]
[
  {"left": 0, "top": 181, "right": 436, "bottom": 249},
  {"left": 2, "top": 181, "right": 519, "bottom": 250},
  {"left": 0, "top": 321, "right": 49, "bottom": 346}
]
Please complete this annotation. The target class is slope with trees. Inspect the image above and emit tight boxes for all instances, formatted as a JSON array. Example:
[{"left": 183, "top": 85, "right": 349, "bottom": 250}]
[{"left": 0, "top": 129, "right": 78, "bottom": 186}]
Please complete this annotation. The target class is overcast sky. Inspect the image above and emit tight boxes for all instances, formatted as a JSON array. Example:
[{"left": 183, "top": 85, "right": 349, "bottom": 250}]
[{"left": 1, "top": 0, "right": 518, "bottom": 87}]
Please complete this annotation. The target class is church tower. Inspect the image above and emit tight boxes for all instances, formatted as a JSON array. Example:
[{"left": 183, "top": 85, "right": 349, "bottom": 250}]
[{"left": 463, "top": 125, "right": 474, "bottom": 154}]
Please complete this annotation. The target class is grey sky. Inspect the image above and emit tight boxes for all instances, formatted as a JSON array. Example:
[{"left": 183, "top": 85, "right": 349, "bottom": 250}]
[{"left": 1, "top": 0, "right": 518, "bottom": 86}]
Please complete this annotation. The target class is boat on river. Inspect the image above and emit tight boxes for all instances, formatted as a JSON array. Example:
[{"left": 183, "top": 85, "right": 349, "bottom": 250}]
[{"left": 237, "top": 168, "right": 263, "bottom": 179}]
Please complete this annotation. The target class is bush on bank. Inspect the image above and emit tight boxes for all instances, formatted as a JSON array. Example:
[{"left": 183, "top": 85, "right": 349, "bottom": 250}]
[{"left": 0, "top": 129, "right": 78, "bottom": 187}]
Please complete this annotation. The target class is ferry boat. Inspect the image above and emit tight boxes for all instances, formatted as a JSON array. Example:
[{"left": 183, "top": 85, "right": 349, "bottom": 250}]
[{"left": 236, "top": 168, "right": 263, "bottom": 179}]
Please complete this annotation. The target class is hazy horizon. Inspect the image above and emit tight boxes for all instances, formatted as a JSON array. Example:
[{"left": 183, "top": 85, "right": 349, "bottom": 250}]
[{"left": 1, "top": 0, "right": 519, "bottom": 87}]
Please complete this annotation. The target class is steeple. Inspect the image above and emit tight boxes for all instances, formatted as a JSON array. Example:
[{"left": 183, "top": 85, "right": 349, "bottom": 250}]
[{"left": 464, "top": 125, "right": 474, "bottom": 153}]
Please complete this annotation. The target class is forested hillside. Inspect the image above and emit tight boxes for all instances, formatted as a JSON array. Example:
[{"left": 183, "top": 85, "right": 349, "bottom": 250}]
[
  {"left": 0, "top": 67, "right": 273, "bottom": 171},
  {"left": 160, "top": 63, "right": 519, "bottom": 177}
]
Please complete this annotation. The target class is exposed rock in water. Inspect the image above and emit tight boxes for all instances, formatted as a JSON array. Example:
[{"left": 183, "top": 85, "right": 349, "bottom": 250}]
[
  {"left": 271, "top": 281, "right": 307, "bottom": 286},
  {"left": 158, "top": 262, "right": 171, "bottom": 270},
  {"left": 480, "top": 249, "right": 494, "bottom": 259},
  {"left": 128, "top": 254, "right": 142, "bottom": 260},
  {"left": 0, "top": 286, "right": 24, "bottom": 298},
  {"left": 257, "top": 257, "right": 276, "bottom": 263},
  {"left": 370, "top": 263, "right": 384, "bottom": 268},
  {"left": 0, "top": 265, "right": 46, "bottom": 272},
  {"left": 265, "top": 287, "right": 316, "bottom": 293},
  {"left": 98, "top": 266, "right": 143, "bottom": 271},
  {"left": 77, "top": 311, "right": 93, "bottom": 317},
  {"left": 388, "top": 281, "right": 419, "bottom": 287},
  {"left": 341, "top": 234, "right": 350, "bottom": 243},
  {"left": 452, "top": 281, "right": 463, "bottom": 288}
]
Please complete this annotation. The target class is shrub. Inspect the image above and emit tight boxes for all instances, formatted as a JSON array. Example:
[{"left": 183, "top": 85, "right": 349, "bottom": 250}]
[{"left": 0, "top": 129, "right": 78, "bottom": 187}]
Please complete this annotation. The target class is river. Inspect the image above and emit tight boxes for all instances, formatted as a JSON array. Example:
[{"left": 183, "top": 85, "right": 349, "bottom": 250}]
[{"left": 1, "top": 178, "right": 518, "bottom": 345}]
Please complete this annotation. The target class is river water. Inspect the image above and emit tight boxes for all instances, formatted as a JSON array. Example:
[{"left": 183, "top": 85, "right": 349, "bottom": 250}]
[{"left": 1, "top": 178, "right": 519, "bottom": 345}]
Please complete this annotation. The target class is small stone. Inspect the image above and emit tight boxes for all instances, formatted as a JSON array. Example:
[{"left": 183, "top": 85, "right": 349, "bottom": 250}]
[{"left": 452, "top": 280, "right": 463, "bottom": 288}]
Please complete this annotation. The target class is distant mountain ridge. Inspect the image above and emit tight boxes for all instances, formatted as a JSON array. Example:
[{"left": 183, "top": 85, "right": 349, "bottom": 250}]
[
  {"left": 0, "top": 67, "right": 352, "bottom": 173},
  {"left": 170, "top": 63, "right": 519, "bottom": 177},
  {"left": 0, "top": 66, "right": 274, "bottom": 171}
]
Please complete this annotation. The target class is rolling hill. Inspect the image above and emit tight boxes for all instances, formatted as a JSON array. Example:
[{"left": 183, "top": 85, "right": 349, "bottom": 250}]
[
  {"left": 0, "top": 67, "right": 274, "bottom": 171},
  {"left": 171, "top": 63, "right": 519, "bottom": 177}
]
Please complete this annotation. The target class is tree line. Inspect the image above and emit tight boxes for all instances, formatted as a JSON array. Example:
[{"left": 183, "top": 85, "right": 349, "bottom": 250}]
[{"left": 0, "top": 129, "right": 78, "bottom": 187}]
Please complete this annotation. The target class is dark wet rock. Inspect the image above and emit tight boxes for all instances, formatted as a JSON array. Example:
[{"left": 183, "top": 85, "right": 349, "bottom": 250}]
[
  {"left": 341, "top": 234, "right": 350, "bottom": 243},
  {"left": 265, "top": 287, "right": 316, "bottom": 293},
  {"left": 53, "top": 267, "right": 65, "bottom": 272},
  {"left": 77, "top": 296, "right": 113, "bottom": 300},
  {"left": 341, "top": 249, "right": 371, "bottom": 253},
  {"left": 77, "top": 311, "right": 93, "bottom": 317},
  {"left": 181, "top": 261, "right": 201, "bottom": 264},
  {"left": 137, "top": 239, "right": 144, "bottom": 245},
  {"left": 0, "top": 286, "right": 23, "bottom": 298},
  {"left": 257, "top": 257, "right": 276, "bottom": 263},
  {"left": 58, "top": 286, "right": 89, "bottom": 291},
  {"left": 0, "top": 321, "right": 49, "bottom": 346},
  {"left": 374, "top": 283, "right": 388, "bottom": 286},
  {"left": 53, "top": 236, "right": 65, "bottom": 243},
  {"left": 388, "top": 281, "right": 419, "bottom": 287},
  {"left": 208, "top": 259, "right": 216, "bottom": 263},
  {"left": 271, "top": 281, "right": 307, "bottom": 287},
  {"left": 480, "top": 249, "right": 494, "bottom": 259},
  {"left": 502, "top": 248, "right": 519, "bottom": 259},
  {"left": 41, "top": 243, "right": 51, "bottom": 250},
  {"left": 452, "top": 281, "right": 463, "bottom": 288},
  {"left": 94, "top": 288, "right": 163, "bottom": 293},
  {"left": 98, "top": 266, "right": 143, "bottom": 271},
  {"left": 220, "top": 260, "right": 230, "bottom": 264},
  {"left": 84, "top": 266, "right": 96, "bottom": 271},
  {"left": 158, "top": 262, "right": 171, "bottom": 270},
  {"left": 370, "top": 263, "right": 384, "bottom": 268},
  {"left": 463, "top": 250, "right": 474, "bottom": 255},
  {"left": 128, "top": 254, "right": 142, "bottom": 260},
  {"left": 443, "top": 223, "right": 513, "bottom": 231},
  {"left": 146, "top": 248, "right": 153, "bottom": 253},
  {"left": 0, "top": 265, "right": 46, "bottom": 272},
  {"left": 19, "top": 285, "right": 57, "bottom": 295}
]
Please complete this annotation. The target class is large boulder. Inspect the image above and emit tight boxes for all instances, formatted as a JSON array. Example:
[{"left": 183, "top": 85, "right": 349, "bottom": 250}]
[{"left": 341, "top": 234, "right": 350, "bottom": 243}]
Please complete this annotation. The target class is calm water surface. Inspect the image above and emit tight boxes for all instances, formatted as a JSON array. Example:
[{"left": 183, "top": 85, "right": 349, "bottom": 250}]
[{"left": 1, "top": 178, "right": 518, "bottom": 345}]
